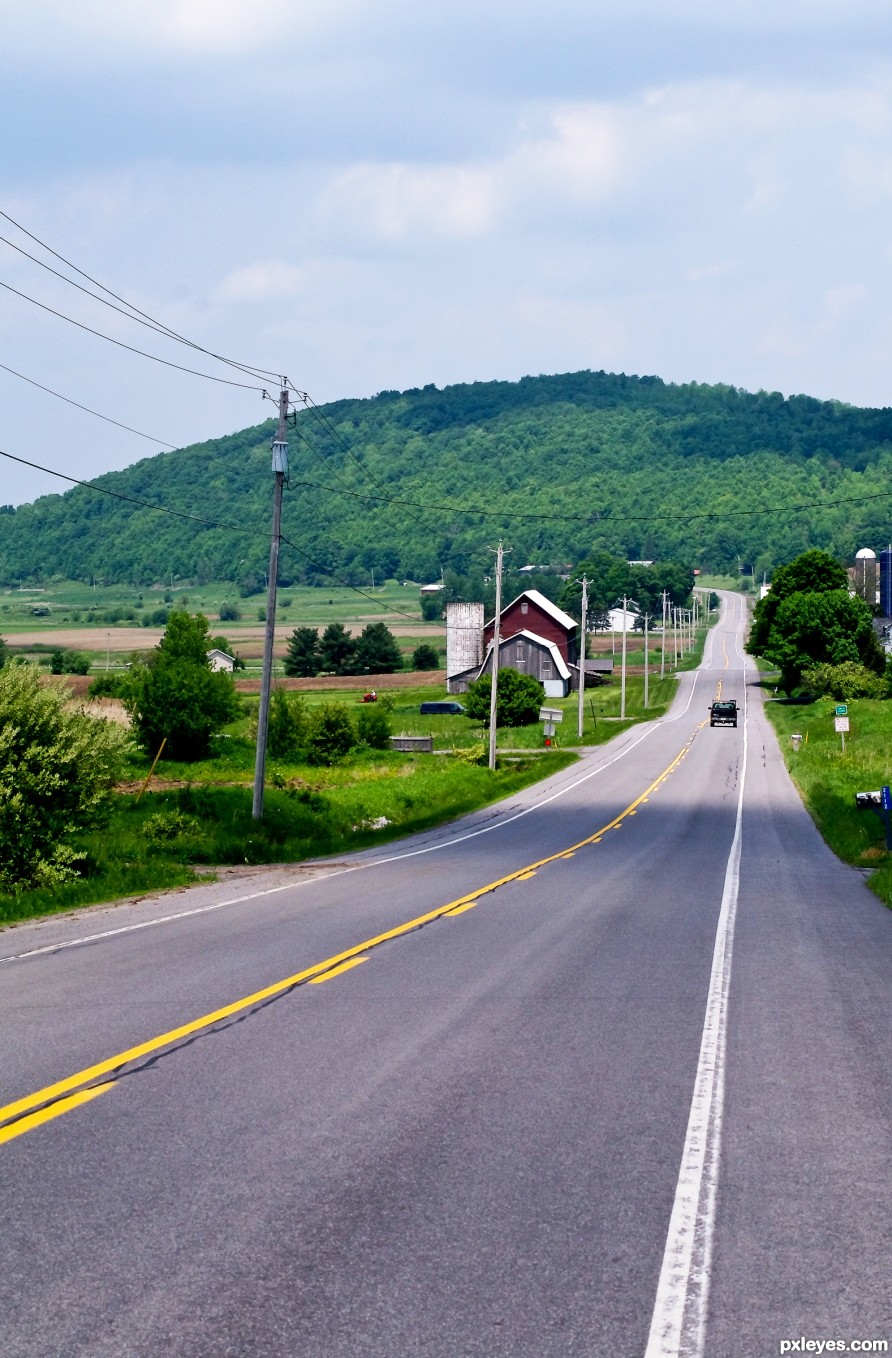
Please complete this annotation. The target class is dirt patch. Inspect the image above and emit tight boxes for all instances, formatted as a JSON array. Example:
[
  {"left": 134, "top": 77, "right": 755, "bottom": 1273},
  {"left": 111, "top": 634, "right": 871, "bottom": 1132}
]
[{"left": 234, "top": 670, "right": 445, "bottom": 693}]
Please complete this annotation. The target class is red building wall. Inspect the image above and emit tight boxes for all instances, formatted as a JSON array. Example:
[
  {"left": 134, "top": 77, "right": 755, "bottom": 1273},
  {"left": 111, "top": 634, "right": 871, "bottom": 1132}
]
[{"left": 484, "top": 597, "right": 577, "bottom": 663}]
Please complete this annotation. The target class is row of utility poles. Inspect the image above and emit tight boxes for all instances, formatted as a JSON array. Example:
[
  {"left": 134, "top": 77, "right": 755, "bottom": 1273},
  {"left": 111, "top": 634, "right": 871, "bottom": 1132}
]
[{"left": 251, "top": 401, "right": 707, "bottom": 809}]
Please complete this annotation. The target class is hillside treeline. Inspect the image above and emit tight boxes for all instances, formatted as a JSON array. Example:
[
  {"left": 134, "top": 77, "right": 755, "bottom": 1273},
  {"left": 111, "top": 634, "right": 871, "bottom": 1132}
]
[{"left": 3, "top": 369, "right": 892, "bottom": 587}]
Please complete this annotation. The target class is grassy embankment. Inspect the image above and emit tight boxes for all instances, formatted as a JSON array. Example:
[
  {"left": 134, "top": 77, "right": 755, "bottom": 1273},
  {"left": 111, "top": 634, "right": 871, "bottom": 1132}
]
[
  {"left": 0, "top": 599, "right": 716, "bottom": 927},
  {"left": 763, "top": 691, "right": 892, "bottom": 909}
]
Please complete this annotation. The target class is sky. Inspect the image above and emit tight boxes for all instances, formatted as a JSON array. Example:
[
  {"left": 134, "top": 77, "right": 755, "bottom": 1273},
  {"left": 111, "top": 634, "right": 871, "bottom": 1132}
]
[{"left": 3, "top": 0, "right": 892, "bottom": 505}]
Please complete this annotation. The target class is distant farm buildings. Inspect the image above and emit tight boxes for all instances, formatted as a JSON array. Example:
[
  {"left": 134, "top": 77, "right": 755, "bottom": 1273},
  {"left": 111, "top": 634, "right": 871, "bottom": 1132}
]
[{"left": 446, "top": 588, "right": 612, "bottom": 698}]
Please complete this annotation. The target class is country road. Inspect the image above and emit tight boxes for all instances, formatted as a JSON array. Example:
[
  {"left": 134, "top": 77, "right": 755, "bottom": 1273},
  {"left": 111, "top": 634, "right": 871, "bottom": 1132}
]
[{"left": 1, "top": 593, "right": 890, "bottom": 1358}]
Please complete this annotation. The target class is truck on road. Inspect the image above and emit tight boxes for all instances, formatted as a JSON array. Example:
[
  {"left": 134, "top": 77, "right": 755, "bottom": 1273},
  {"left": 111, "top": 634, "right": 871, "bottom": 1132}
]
[{"left": 709, "top": 699, "right": 738, "bottom": 727}]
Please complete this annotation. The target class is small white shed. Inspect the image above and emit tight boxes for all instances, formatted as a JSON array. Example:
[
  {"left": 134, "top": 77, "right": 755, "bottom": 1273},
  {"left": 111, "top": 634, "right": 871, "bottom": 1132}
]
[{"left": 207, "top": 648, "right": 235, "bottom": 672}]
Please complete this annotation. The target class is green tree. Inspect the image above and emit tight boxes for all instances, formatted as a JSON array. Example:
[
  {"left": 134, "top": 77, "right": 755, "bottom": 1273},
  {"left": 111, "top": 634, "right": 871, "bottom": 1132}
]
[
  {"left": 318, "top": 622, "right": 358, "bottom": 675},
  {"left": 749, "top": 549, "right": 848, "bottom": 655},
  {"left": 760, "top": 590, "right": 884, "bottom": 693},
  {"left": 412, "top": 642, "right": 440, "bottom": 670},
  {"left": 0, "top": 662, "right": 124, "bottom": 888},
  {"left": 0, "top": 634, "right": 7, "bottom": 668},
  {"left": 355, "top": 622, "right": 403, "bottom": 674},
  {"left": 124, "top": 611, "right": 240, "bottom": 760},
  {"left": 464, "top": 667, "right": 545, "bottom": 727},
  {"left": 284, "top": 627, "right": 320, "bottom": 678},
  {"left": 306, "top": 702, "right": 355, "bottom": 764}
]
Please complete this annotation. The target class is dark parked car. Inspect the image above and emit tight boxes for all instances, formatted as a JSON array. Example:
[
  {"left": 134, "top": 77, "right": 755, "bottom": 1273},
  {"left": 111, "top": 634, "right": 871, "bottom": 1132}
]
[{"left": 419, "top": 701, "right": 465, "bottom": 715}]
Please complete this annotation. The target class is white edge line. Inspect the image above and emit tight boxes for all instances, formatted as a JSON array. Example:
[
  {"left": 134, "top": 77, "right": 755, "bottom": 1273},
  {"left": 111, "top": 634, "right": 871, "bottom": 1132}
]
[
  {"left": 643, "top": 635, "right": 748, "bottom": 1358},
  {"left": 0, "top": 617, "right": 717, "bottom": 965}
]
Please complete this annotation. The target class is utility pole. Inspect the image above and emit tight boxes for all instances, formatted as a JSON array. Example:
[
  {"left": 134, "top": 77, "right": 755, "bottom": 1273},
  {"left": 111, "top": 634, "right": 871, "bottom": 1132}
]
[
  {"left": 252, "top": 385, "right": 289, "bottom": 821},
  {"left": 577, "top": 574, "right": 588, "bottom": 740},
  {"left": 643, "top": 611, "right": 650, "bottom": 709},
  {"left": 620, "top": 595, "right": 628, "bottom": 720},
  {"left": 488, "top": 541, "right": 504, "bottom": 771},
  {"left": 660, "top": 590, "right": 667, "bottom": 681}
]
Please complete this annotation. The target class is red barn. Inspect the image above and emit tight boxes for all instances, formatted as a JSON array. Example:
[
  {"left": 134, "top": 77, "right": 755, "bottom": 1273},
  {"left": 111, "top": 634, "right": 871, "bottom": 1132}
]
[{"left": 483, "top": 589, "right": 579, "bottom": 666}]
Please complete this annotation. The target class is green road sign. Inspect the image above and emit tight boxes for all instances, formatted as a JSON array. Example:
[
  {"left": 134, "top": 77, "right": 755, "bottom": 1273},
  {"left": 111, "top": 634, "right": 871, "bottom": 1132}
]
[{"left": 835, "top": 704, "right": 848, "bottom": 716}]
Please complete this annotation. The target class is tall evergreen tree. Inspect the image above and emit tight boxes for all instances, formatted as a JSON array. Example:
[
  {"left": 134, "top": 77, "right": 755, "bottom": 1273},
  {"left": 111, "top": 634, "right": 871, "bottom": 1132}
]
[
  {"left": 284, "top": 626, "right": 320, "bottom": 678},
  {"left": 355, "top": 622, "right": 403, "bottom": 674}
]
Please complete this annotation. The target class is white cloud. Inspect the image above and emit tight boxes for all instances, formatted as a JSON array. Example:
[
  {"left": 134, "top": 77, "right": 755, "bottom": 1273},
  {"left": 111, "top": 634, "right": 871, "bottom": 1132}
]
[{"left": 215, "top": 261, "right": 304, "bottom": 302}]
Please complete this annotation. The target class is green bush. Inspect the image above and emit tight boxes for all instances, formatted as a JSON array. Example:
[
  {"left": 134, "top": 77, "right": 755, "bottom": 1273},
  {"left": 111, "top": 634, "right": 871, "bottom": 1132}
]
[
  {"left": 355, "top": 704, "right": 392, "bottom": 749},
  {"left": 412, "top": 643, "right": 440, "bottom": 670},
  {"left": 88, "top": 672, "right": 128, "bottom": 698},
  {"left": 218, "top": 601, "right": 241, "bottom": 621},
  {"left": 307, "top": 702, "right": 355, "bottom": 764},
  {"left": 267, "top": 688, "right": 307, "bottom": 758},
  {"left": 464, "top": 667, "right": 545, "bottom": 727},
  {"left": 801, "top": 661, "right": 886, "bottom": 701},
  {"left": 0, "top": 662, "right": 125, "bottom": 889},
  {"left": 50, "top": 649, "right": 90, "bottom": 675}
]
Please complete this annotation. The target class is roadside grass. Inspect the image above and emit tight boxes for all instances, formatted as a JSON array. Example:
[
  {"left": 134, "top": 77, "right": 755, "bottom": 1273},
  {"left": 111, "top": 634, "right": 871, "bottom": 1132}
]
[
  {"left": 0, "top": 748, "right": 575, "bottom": 926},
  {"left": 0, "top": 614, "right": 717, "bottom": 927},
  {"left": 762, "top": 692, "right": 892, "bottom": 909}
]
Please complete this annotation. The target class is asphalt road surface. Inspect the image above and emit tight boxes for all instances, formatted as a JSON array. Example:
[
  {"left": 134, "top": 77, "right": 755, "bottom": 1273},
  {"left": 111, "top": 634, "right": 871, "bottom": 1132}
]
[{"left": 1, "top": 594, "right": 890, "bottom": 1358}]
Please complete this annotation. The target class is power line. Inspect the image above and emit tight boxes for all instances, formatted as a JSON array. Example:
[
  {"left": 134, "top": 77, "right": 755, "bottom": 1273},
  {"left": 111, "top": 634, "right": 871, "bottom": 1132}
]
[
  {"left": 0, "top": 446, "right": 262, "bottom": 534},
  {"left": 0, "top": 209, "right": 281, "bottom": 385},
  {"left": 296, "top": 391, "right": 390, "bottom": 491},
  {"left": 287, "top": 474, "right": 892, "bottom": 525},
  {"left": 0, "top": 278, "right": 268, "bottom": 392},
  {"left": 0, "top": 362, "right": 176, "bottom": 448}
]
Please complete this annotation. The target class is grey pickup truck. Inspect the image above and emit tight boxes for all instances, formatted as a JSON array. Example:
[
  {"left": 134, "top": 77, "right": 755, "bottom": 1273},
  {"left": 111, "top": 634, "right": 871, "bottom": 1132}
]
[{"left": 709, "top": 699, "right": 738, "bottom": 727}]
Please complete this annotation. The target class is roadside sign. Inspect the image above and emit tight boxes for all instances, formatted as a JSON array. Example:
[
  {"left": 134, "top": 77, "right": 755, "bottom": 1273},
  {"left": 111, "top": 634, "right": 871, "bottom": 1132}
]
[
  {"left": 538, "top": 707, "right": 564, "bottom": 723},
  {"left": 882, "top": 786, "right": 892, "bottom": 812},
  {"left": 834, "top": 715, "right": 850, "bottom": 733},
  {"left": 835, "top": 704, "right": 848, "bottom": 716}
]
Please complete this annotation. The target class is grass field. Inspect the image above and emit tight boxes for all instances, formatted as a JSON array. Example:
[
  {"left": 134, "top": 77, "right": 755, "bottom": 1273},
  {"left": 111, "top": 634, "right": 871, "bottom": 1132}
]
[
  {"left": 762, "top": 687, "right": 892, "bottom": 909},
  {"left": 0, "top": 597, "right": 717, "bottom": 926}
]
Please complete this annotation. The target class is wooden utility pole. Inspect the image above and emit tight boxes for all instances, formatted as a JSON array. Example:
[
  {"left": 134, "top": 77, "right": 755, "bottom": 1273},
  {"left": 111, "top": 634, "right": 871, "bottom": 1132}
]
[
  {"left": 660, "top": 590, "right": 668, "bottom": 680},
  {"left": 252, "top": 385, "right": 289, "bottom": 821},
  {"left": 577, "top": 574, "right": 588, "bottom": 740},
  {"left": 643, "top": 610, "right": 650, "bottom": 709},
  {"left": 488, "top": 541, "right": 504, "bottom": 771},
  {"left": 620, "top": 595, "right": 628, "bottom": 720}
]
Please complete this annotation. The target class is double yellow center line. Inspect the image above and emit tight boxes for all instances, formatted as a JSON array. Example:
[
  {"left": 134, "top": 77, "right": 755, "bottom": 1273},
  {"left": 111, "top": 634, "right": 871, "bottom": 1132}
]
[{"left": 0, "top": 736, "right": 696, "bottom": 1146}]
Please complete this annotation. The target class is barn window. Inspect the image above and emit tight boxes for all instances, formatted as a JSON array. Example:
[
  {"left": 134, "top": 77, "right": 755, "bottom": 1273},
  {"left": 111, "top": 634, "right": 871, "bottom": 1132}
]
[
  {"left": 515, "top": 642, "right": 524, "bottom": 662},
  {"left": 542, "top": 659, "right": 552, "bottom": 676},
  {"left": 521, "top": 601, "right": 528, "bottom": 615}
]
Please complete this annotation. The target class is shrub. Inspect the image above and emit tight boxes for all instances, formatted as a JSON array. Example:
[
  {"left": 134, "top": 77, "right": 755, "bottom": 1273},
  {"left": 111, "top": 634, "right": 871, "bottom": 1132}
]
[
  {"left": 218, "top": 601, "right": 241, "bottom": 622},
  {"left": 355, "top": 704, "right": 392, "bottom": 749},
  {"left": 464, "top": 667, "right": 545, "bottom": 727},
  {"left": 0, "top": 662, "right": 125, "bottom": 889},
  {"left": 412, "top": 643, "right": 440, "bottom": 670},
  {"left": 88, "top": 672, "right": 128, "bottom": 699},
  {"left": 124, "top": 611, "right": 240, "bottom": 760},
  {"left": 801, "top": 662, "right": 886, "bottom": 701},
  {"left": 306, "top": 703, "right": 355, "bottom": 765},
  {"left": 50, "top": 649, "right": 90, "bottom": 675},
  {"left": 267, "top": 689, "right": 307, "bottom": 758}
]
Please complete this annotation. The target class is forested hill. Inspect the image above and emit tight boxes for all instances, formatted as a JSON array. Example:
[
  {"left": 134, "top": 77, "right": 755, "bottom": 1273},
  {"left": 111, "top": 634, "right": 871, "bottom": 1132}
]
[{"left": 3, "top": 369, "right": 892, "bottom": 587}]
